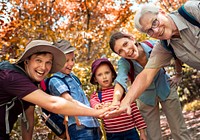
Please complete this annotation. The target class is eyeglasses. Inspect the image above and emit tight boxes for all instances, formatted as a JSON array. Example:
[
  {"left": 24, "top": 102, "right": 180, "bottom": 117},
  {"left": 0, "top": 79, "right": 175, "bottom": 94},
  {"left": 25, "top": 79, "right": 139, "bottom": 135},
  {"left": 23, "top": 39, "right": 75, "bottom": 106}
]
[{"left": 146, "top": 18, "right": 160, "bottom": 37}]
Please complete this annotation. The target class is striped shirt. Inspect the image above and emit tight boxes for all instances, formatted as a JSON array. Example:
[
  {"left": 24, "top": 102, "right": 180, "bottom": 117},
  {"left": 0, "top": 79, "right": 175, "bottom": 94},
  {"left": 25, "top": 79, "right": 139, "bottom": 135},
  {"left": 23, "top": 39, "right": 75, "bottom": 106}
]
[{"left": 90, "top": 87, "right": 147, "bottom": 133}]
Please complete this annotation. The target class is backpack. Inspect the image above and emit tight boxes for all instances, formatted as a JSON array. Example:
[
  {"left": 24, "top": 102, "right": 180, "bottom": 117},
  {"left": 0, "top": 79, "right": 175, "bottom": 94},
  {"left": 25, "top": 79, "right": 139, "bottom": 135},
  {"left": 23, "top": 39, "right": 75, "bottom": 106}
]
[
  {"left": 0, "top": 61, "right": 29, "bottom": 134},
  {"left": 161, "top": 4, "right": 200, "bottom": 59},
  {"left": 40, "top": 74, "right": 81, "bottom": 139}
]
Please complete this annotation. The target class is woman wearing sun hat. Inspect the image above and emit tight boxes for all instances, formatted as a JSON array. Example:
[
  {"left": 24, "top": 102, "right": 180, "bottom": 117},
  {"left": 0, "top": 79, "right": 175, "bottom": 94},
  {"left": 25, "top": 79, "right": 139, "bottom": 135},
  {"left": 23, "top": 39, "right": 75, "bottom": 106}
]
[{"left": 0, "top": 40, "right": 111, "bottom": 140}]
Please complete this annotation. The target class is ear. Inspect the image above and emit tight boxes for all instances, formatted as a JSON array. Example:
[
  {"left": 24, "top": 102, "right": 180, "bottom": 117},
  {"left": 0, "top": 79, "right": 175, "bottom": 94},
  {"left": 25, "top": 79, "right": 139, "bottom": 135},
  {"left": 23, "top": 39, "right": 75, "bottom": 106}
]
[
  {"left": 24, "top": 60, "right": 28, "bottom": 65},
  {"left": 94, "top": 77, "right": 98, "bottom": 83}
]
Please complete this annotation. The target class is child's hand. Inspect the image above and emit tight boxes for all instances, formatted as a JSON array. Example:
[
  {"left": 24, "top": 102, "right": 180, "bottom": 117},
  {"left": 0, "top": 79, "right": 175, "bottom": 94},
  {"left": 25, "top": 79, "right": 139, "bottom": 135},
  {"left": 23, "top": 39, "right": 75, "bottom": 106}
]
[
  {"left": 95, "top": 105, "right": 119, "bottom": 118},
  {"left": 102, "top": 102, "right": 112, "bottom": 108},
  {"left": 139, "top": 129, "right": 147, "bottom": 140},
  {"left": 95, "top": 102, "right": 112, "bottom": 110},
  {"left": 94, "top": 103, "right": 104, "bottom": 110}
]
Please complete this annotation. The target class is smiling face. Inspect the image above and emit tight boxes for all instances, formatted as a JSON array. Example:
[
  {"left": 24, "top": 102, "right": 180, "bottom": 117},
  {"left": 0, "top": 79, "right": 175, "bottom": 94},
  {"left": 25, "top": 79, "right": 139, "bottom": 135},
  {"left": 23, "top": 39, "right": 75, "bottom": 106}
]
[
  {"left": 140, "top": 12, "right": 174, "bottom": 40},
  {"left": 25, "top": 53, "right": 53, "bottom": 82},
  {"left": 114, "top": 37, "right": 139, "bottom": 59},
  {"left": 60, "top": 52, "right": 75, "bottom": 75},
  {"left": 94, "top": 63, "right": 114, "bottom": 89}
]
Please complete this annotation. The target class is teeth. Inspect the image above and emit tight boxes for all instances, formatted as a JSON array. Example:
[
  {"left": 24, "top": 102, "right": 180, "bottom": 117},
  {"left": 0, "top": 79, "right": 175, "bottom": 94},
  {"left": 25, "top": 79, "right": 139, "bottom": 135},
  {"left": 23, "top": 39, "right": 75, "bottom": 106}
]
[{"left": 36, "top": 70, "right": 44, "bottom": 76}]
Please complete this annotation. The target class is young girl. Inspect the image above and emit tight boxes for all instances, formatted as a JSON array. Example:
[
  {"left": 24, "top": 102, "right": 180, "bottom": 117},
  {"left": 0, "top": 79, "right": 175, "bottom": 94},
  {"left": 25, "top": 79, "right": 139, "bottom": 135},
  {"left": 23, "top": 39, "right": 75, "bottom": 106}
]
[{"left": 90, "top": 58, "right": 147, "bottom": 140}]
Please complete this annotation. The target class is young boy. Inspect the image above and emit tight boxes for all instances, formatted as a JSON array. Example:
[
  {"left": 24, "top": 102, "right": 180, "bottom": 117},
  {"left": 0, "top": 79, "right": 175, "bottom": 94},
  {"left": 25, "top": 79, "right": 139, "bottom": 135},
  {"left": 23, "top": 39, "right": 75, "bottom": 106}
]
[{"left": 47, "top": 40, "right": 101, "bottom": 140}]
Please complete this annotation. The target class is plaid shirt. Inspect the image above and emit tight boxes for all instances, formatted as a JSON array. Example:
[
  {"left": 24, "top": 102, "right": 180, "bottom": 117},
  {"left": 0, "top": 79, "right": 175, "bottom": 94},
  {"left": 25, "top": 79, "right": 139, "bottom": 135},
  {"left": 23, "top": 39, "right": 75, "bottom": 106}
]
[{"left": 48, "top": 72, "right": 99, "bottom": 128}]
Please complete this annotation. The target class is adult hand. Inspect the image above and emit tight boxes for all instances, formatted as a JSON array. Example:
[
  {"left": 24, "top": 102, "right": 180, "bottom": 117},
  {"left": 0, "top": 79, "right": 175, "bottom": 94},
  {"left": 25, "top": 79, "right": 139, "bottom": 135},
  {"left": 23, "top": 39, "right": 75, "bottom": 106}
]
[
  {"left": 105, "top": 100, "right": 132, "bottom": 118},
  {"left": 169, "top": 74, "right": 182, "bottom": 87},
  {"left": 96, "top": 104, "right": 119, "bottom": 118},
  {"left": 94, "top": 102, "right": 112, "bottom": 110}
]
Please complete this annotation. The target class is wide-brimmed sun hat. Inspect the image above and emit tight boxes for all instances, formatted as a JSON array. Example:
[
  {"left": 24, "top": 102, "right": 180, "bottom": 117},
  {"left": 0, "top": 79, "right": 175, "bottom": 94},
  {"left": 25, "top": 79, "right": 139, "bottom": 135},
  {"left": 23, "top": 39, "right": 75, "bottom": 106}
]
[
  {"left": 14, "top": 40, "right": 66, "bottom": 73},
  {"left": 53, "top": 39, "right": 76, "bottom": 54},
  {"left": 90, "top": 58, "right": 117, "bottom": 85}
]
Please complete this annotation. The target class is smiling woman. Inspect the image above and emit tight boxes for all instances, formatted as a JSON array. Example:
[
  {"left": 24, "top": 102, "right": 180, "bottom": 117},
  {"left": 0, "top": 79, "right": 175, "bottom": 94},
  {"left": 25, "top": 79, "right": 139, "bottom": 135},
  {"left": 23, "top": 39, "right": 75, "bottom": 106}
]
[{"left": 0, "top": 40, "right": 111, "bottom": 140}]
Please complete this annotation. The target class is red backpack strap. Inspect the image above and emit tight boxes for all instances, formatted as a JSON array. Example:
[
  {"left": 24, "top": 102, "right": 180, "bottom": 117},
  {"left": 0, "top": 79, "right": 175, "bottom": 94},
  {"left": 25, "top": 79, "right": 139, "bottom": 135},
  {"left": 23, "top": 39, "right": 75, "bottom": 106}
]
[
  {"left": 40, "top": 80, "right": 47, "bottom": 91},
  {"left": 125, "top": 59, "right": 134, "bottom": 83},
  {"left": 142, "top": 40, "right": 153, "bottom": 48},
  {"left": 126, "top": 40, "right": 153, "bottom": 84}
]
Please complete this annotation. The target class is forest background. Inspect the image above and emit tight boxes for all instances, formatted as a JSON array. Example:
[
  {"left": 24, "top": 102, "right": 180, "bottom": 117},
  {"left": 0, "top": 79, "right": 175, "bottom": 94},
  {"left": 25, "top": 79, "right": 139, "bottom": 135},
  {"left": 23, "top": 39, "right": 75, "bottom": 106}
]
[{"left": 0, "top": 0, "right": 199, "bottom": 139}]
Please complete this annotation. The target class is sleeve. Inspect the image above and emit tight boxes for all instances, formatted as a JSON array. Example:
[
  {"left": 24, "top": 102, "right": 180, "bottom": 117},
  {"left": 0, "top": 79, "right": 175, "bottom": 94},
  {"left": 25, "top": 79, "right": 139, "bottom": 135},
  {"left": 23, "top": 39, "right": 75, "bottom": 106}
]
[
  {"left": 145, "top": 41, "right": 173, "bottom": 69},
  {"left": 2, "top": 71, "right": 38, "bottom": 99},
  {"left": 131, "top": 102, "right": 147, "bottom": 130},
  {"left": 114, "top": 58, "right": 131, "bottom": 92},
  {"left": 48, "top": 77, "right": 69, "bottom": 96},
  {"left": 89, "top": 92, "right": 100, "bottom": 108}
]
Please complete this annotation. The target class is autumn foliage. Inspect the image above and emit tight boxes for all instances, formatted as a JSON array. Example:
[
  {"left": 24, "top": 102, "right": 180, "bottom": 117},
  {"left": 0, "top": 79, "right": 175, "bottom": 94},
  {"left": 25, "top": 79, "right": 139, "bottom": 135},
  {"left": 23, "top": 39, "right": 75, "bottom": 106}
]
[{"left": 0, "top": 0, "right": 199, "bottom": 139}]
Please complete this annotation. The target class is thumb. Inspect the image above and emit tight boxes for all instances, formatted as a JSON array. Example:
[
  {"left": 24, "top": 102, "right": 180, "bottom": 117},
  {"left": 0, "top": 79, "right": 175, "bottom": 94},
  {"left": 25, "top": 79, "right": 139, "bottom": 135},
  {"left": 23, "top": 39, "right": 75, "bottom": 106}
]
[{"left": 126, "top": 106, "right": 132, "bottom": 115}]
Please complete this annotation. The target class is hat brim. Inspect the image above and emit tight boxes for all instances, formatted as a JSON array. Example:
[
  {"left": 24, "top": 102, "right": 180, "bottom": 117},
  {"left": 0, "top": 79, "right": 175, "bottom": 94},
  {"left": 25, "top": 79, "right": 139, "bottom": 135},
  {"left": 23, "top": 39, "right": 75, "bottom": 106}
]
[
  {"left": 15, "top": 44, "right": 66, "bottom": 73},
  {"left": 64, "top": 47, "right": 76, "bottom": 54}
]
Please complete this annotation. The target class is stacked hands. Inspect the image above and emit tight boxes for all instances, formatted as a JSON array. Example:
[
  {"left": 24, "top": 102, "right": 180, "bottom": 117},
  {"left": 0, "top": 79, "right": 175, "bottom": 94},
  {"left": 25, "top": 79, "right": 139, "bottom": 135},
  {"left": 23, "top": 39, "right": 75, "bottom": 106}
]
[{"left": 94, "top": 100, "right": 132, "bottom": 119}]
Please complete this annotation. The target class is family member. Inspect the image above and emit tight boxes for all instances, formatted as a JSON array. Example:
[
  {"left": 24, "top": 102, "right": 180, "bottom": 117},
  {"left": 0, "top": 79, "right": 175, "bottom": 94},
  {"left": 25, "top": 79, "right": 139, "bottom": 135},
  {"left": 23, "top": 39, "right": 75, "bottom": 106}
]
[
  {"left": 0, "top": 40, "right": 109, "bottom": 140},
  {"left": 109, "top": 32, "right": 191, "bottom": 140},
  {"left": 48, "top": 40, "right": 101, "bottom": 140},
  {"left": 90, "top": 58, "right": 147, "bottom": 140}
]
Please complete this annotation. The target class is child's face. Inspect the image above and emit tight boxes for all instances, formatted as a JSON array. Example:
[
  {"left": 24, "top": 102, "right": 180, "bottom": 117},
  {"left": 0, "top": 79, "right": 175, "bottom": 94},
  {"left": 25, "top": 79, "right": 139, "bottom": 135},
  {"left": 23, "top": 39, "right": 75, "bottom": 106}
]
[
  {"left": 114, "top": 37, "right": 139, "bottom": 60},
  {"left": 25, "top": 53, "right": 53, "bottom": 82},
  {"left": 94, "top": 63, "right": 113, "bottom": 89},
  {"left": 60, "top": 52, "right": 75, "bottom": 75}
]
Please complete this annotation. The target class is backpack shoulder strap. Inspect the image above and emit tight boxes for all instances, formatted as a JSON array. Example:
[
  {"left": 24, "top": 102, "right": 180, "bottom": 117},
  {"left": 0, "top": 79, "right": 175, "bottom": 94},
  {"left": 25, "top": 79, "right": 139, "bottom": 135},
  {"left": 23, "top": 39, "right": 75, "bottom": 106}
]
[
  {"left": 97, "top": 91, "right": 102, "bottom": 103},
  {"left": 42, "top": 75, "right": 71, "bottom": 95},
  {"left": 0, "top": 61, "right": 26, "bottom": 75},
  {"left": 71, "top": 74, "right": 81, "bottom": 85},
  {"left": 126, "top": 59, "right": 134, "bottom": 83},
  {"left": 142, "top": 40, "right": 154, "bottom": 48},
  {"left": 126, "top": 40, "right": 154, "bottom": 83},
  {"left": 178, "top": 5, "right": 200, "bottom": 28},
  {"left": 161, "top": 40, "right": 178, "bottom": 60}
]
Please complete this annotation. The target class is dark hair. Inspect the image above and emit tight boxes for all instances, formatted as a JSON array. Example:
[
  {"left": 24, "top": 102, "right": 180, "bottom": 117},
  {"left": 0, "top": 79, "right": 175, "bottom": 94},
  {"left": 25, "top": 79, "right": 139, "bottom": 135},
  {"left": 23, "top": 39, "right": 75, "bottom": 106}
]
[
  {"left": 18, "top": 51, "right": 52, "bottom": 69},
  {"left": 109, "top": 32, "right": 132, "bottom": 53}
]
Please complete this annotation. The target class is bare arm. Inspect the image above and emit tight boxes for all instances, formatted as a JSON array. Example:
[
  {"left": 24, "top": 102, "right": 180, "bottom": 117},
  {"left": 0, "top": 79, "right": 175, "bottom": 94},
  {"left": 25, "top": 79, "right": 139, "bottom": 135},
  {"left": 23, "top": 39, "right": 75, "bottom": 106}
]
[
  {"left": 169, "top": 59, "right": 183, "bottom": 86},
  {"left": 112, "top": 82, "right": 125, "bottom": 105},
  {"left": 106, "top": 68, "right": 160, "bottom": 118},
  {"left": 22, "top": 89, "right": 110, "bottom": 118},
  {"left": 21, "top": 106, "right": 35, "bottom": 140},
  {"left": 121, "top": 68, "right": 160, "bottom": 111},
  {"left": 61, "top": 92, "right": 81, "bottom": 125}
]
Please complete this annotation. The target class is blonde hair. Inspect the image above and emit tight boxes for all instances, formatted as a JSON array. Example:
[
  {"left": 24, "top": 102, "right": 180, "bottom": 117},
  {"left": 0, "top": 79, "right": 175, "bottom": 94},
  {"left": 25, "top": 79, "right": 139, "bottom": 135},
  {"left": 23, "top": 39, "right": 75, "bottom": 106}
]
[{"left": 134, "top": 4, "right": 159, "bottom": 32}]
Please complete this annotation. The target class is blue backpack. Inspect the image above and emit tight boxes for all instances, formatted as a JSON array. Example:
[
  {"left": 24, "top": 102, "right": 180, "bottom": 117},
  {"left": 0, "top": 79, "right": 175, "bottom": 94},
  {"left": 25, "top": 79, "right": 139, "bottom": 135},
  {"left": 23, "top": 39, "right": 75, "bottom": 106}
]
[{"left": 40, "top": 75, "right": 81, "bottom": 138}]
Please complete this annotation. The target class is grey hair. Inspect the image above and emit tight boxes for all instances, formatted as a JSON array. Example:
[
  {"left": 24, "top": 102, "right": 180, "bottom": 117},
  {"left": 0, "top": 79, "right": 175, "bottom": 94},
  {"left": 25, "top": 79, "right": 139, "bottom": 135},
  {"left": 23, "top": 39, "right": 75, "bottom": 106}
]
[{"left": 134, "top": 3, "right": 159, "bottom": 33}]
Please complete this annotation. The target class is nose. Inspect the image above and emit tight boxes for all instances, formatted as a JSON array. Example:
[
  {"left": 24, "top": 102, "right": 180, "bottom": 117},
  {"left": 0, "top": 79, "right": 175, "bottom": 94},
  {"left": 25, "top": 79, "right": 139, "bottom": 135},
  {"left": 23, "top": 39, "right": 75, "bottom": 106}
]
[
  {"left": 40, "top": 62, "right": 46, "bottom": 70},
  {"left": 122, "top": 48, "right": 129, "bottom": 54},
  {"left": 152, "top": 27, "right": 159, "bottom": 34},
  {"left": 103, "top": 74, "right": 107, "bottom": 79}
]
